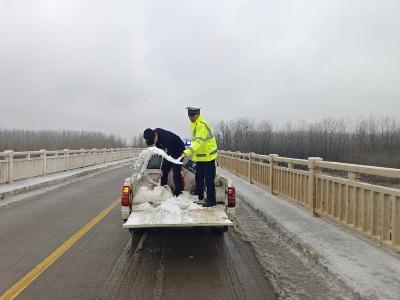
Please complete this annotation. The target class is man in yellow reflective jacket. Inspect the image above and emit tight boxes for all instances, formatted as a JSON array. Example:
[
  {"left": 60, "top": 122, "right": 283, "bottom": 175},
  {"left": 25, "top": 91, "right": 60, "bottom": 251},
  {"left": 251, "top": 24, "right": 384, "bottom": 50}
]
[{"left": 183, "top": 107, "right": 218, "bottom": 207}]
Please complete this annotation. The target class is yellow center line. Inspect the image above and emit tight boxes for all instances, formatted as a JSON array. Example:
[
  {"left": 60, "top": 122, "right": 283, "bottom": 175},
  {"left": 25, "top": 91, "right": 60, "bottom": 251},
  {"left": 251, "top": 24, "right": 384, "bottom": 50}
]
[{"left": 0, "top": 198, "right": 120, "bottom": 300}]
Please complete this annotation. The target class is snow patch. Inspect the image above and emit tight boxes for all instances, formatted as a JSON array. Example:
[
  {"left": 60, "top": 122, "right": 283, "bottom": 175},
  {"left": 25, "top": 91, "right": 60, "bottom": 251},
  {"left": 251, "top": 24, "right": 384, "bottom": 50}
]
[{"left": 219, "top": 168, "right": 400, "bottom": 300}]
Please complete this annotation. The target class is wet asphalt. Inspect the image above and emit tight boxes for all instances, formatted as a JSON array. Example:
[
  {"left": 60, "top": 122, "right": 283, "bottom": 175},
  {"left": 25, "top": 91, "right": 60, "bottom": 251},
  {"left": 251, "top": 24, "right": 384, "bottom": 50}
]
[{"left": 0, "top": 165, "right": 276, "bottom": 300}]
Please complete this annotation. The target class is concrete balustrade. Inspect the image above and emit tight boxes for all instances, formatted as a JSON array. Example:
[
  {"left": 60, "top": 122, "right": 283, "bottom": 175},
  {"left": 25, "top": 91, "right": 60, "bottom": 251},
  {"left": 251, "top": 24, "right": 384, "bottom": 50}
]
[
  {"left": 0, "top": 148, "right": 143, "bottom": 184},
  {"left": 218, "top": 150, "right": 400, "bottom": 253}
]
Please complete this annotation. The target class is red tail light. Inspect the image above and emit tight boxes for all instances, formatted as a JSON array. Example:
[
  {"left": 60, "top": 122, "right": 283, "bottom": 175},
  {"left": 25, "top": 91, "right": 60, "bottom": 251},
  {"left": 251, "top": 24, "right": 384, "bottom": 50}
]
[
  {"left": 121, "top": 186, "right": 131, "bottom": 206},
  {"left": 227, "top": 187, "right": 236, "bottom": 207}
]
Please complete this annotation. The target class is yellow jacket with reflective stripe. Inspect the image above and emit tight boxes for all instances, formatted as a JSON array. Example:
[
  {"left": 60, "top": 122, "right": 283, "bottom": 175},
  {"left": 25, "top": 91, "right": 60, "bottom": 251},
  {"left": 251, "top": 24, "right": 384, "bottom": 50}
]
[{"left": 188, "top": 116, "right": 218, "bottom": 162}]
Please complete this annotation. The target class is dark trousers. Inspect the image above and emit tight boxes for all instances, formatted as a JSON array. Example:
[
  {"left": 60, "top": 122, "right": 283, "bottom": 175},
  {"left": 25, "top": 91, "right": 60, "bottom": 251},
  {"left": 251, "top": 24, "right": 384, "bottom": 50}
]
[
  {"left": 161, "top": 160, "right": 183, "bottom": 196},
  {"left": 195, "top": 160, "right": 216, "bottom": 204}
]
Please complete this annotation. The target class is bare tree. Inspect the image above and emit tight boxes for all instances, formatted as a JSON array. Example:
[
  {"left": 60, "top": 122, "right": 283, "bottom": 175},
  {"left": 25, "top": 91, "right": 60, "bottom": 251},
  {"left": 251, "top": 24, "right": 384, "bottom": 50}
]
[
  {"left": 214, "top": 116, "right": 400, "bottom": 168},
  {"left": 0, "top": 129, "right": 126, "bottom": 152},
  {"left": 131, "top": 133, "right": 147, "bottom": 148}
]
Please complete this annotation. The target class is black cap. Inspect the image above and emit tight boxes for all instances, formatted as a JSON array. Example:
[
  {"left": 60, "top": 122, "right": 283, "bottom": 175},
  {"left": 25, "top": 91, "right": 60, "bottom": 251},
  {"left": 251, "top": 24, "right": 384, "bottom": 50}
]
[
  {"left": 143, "top": 128, "right": 155, "bottom": 146},
  {"left": 186, "top": 107, "right": 200, "bottom": 116}
]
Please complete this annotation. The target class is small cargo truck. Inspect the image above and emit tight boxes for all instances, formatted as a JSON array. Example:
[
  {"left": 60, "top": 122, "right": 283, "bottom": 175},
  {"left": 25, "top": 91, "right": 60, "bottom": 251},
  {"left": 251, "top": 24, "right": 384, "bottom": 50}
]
[{"left": 121, "top": 154, "right": 236, "bottom": 234}]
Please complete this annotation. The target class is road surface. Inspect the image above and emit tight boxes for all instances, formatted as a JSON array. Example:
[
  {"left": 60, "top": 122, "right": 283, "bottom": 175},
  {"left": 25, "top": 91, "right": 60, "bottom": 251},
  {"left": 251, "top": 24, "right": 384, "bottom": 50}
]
[{"left": 0, "top": 165, "right": 276, "bottom": 300}]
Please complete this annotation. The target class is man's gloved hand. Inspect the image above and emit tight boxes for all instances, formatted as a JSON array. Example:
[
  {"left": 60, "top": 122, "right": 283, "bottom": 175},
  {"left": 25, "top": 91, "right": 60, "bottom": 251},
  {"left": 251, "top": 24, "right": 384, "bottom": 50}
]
[{"left": 183, "top": 149, "right": 192, "bottom": 157}]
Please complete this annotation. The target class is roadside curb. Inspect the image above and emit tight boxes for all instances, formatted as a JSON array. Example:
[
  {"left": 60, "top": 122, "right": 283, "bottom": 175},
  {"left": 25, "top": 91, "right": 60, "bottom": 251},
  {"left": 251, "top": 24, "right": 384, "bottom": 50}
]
[
  {"left": 236, "top": 190, "right": 361, "bottom": 300},
  {"left": 0, "top": 160, "right": 133, "bottom": 201}
]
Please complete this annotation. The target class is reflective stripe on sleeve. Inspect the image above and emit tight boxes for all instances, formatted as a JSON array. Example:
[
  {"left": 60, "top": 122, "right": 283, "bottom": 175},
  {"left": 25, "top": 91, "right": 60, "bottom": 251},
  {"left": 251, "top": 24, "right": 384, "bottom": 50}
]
[{"left": 199, "top": 121, "right": 215, "bottom": 140}]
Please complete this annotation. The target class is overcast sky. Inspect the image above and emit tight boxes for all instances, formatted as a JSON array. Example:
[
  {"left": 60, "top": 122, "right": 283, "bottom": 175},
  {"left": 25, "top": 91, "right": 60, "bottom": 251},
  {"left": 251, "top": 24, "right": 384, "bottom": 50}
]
[{"left": 0, "top": 0, "right": 399, "bottom": 141}]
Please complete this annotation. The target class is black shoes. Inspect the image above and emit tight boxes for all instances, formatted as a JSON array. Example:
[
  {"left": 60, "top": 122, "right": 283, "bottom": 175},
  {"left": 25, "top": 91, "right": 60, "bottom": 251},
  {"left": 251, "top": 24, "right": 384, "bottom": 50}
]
[{"left": 203, "top": 202, "right": 217, "bottom": 207}]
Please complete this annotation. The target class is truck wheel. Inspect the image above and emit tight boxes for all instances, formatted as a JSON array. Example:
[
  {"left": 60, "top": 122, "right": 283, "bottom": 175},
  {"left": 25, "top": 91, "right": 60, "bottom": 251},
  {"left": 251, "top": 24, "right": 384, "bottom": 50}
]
[
  {"left": 129, "top": 228, "right": 145, "bottom": 236},
  {"left": 213, "top": 226, "right": 228, "bottom": 235}
]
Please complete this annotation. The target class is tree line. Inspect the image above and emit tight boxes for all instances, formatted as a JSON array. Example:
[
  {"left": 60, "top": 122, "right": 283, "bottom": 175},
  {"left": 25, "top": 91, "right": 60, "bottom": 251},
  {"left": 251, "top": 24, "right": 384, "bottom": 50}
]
[
  {"left": 131, "top": 133, "right": 147, "bottom": 148},
  {"left": 214, "top": 116, "right": 400, "bottom": 168},
  {"left": 0, "top": 129, "right": 126, "bottom": 152}
]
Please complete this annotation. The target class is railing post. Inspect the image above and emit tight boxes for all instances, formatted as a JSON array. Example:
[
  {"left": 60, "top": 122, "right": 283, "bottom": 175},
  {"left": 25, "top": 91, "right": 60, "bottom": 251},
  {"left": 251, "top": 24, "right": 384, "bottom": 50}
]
[
  {"left": 269, "top": 154, "right": 279, "bottom": 194},
  {"left": 5, "top": 150, "right": 14, "bottom": 183},
  {"left": 348, "top": 172, "right": 360, "bottom": 181},
  {"left": 110, "top": 148, "right": 113, "bottom": 161},
  {"left": 64, "top": 149, "right": 70, "bottom": 170},
  {"left": 92, "top": 148, "right": 97, "bottom": 165},
  {"left": 348, "top": 172, "right": 360, "bottom": 227},
  {"left": 103, "top": 148, "right": 107, "bottom": 163},
  {"left": 229, "top": 150, "right": 233, "bottom": 172},
  {"left": 40, "top": 149, "right": 47, "bottom": 176},
  {"left": 392, "top": 195, "right": 399, "bottom": 246},
  {"left": 80, "top": 149, "right": 86, "bottom": 167},
  {"left": 308, "top": 157, "right": 323, "bottom": 216},
  {"left": 248, "top": 152, "right": 254, "bottom": 183},
  {"left": 235, "top": 151, "right": 240, "bottom": 176}
]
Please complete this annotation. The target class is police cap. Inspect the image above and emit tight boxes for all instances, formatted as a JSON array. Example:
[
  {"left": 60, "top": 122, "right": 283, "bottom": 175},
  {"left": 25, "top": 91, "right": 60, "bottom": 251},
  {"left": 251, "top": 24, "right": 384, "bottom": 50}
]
[{"left": 186, "top": 107, "right": 201, "bottom": 116}]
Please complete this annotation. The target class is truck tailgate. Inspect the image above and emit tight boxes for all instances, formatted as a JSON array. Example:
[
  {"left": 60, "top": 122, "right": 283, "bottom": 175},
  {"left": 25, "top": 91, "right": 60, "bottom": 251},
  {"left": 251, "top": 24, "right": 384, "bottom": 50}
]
[{"left": 123, "top": 206, "right": 233, "bottom": 228}]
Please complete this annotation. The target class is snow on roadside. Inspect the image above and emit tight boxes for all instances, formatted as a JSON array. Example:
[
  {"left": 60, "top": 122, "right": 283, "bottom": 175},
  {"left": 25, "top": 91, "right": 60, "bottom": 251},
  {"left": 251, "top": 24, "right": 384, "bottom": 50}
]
[{"left": 219, "top": 168, "right": 400, "bottom": 300}]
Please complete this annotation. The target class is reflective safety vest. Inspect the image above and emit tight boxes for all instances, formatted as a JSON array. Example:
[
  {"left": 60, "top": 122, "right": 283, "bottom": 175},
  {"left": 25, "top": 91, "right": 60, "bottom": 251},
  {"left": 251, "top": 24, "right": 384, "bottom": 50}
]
[{"left": 187, "top": 115, "right": 218, "bottom": 162}]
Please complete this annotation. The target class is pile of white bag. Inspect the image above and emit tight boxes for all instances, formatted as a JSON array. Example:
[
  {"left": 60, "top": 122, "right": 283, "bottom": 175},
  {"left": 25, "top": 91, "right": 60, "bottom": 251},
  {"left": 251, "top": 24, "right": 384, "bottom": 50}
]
[
  {"left": 130, "top": 147, "right": 204, "bottom": 213},
  {"left": 132, "top": 186, "right": 203, "bottom": 212}
]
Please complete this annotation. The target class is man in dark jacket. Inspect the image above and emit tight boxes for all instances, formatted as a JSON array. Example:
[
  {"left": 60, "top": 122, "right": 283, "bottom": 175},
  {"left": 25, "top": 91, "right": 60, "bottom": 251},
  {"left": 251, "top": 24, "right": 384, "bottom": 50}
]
[{"left": 143, "top": 128, "right": 185, "bottom": 196}]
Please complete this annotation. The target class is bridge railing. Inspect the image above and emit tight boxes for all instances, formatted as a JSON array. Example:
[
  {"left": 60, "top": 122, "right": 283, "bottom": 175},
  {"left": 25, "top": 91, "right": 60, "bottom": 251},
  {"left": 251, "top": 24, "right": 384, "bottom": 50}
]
[
  {"left": 0, "top": 148, "right": 143, "bottom": 184},
  {"left": 218, "top": 150, "right": 400, "bottom": 254}
]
